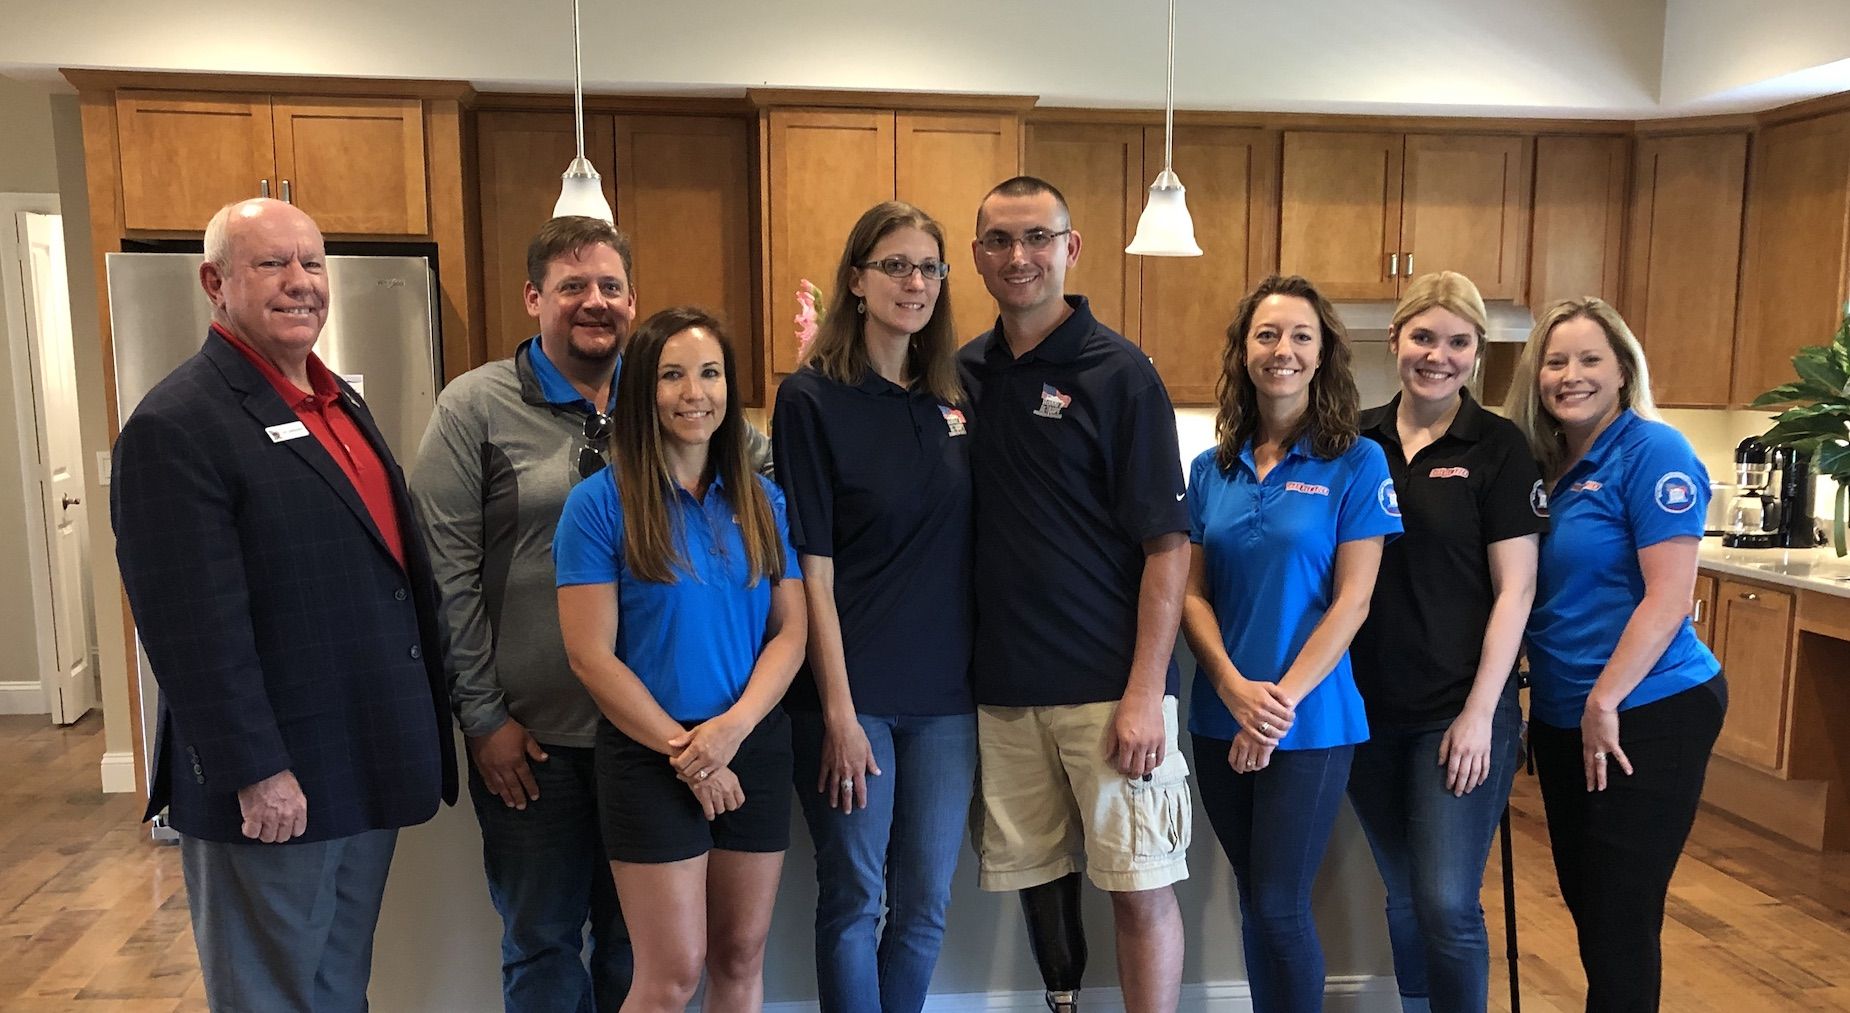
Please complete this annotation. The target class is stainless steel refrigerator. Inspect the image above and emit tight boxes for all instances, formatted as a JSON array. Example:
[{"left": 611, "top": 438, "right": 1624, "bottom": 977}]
[{"left": 105, "top": 253, "right": 441, "bottom": 835}]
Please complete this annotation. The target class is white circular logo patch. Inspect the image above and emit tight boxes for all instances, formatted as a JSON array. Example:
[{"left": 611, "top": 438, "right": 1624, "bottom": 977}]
[
  {"left": 1377, "top": 478, "right": 1400, "bottom": 518},
  {"left": 1530, "top": 479, "right": 1549, "bottom": 518},
  {"left": 1653, "top": 471, "right": 1697, "bottom": 514}
]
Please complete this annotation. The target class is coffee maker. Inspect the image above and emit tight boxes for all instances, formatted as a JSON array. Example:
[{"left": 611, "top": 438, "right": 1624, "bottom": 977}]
[{"left": 1723, "top": 436, "right": 1817, "bottom": 549}]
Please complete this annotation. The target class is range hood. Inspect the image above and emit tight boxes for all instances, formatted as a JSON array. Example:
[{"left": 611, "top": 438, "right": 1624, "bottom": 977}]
[{"left": 1335, "top": 300, "right": 1537, "bottom": 343}]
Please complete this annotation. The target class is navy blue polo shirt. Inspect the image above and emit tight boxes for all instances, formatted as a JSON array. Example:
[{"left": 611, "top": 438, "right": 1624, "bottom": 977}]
[
  {"left": 956, "top": 295, "right": 1188, "bottom": 707},
  {"left": 1528, "top": 410, "right": 1719, "bottom": 729},
  {"left": 552, "top": 470, "right": 801, "bottom": 722},
  {"left": 1187, "top": 438, "right": 1402, "bottom": 749},
  {"left": 1352, "top": 392, "right": 1548, "bottom": 729},
  {"left": 770, "top": 366, "right": 974, "bottom": 715}
]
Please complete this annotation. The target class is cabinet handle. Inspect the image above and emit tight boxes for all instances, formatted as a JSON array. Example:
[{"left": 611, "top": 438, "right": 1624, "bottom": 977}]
[
  {"left": 281, "top": 179, "right": 293, "bottom": 204},
  {"left": 1404, "top": 252, "right": 1414, "bottom": 277},
  {"left": 259, "top": 178, "right": 270, "bottom": 198},
  {"left": 1740, "top": 592, "right": 1759, "bottom": 601},
  {"left": 1692, "top": 598, "right": 1704, "bottom": 623},
  {"left": 1387, "top": 252, "right": 1398, "bottom": 278}
]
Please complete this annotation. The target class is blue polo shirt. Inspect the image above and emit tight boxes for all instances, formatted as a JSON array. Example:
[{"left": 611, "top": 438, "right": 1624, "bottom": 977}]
[
  {"left": 957, "top": 295, "right": 1188, "bottom": 707},
  {"left": 771, "top": 366, "right": 974, "bottom": 715},
  {"left": 1528, "top": 410, "right": 1719, "bottom": 729},
  {"left": 552, "top": 470, "right": 801, "bottom": 722},
  {"left": 1186, "top": 438, "right": 1402, "bottom": 749},
  {"left": 525, "top": 337, "right": 618, "bottom": 411}
]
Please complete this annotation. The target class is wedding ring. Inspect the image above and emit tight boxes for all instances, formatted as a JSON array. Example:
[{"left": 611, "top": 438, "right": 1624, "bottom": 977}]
[
  {"left": 697, "top": 768, "right": 711, "bottom": 780},
  {"left": 1145, "top": 752, "right": 1158, "bottom": 761},
  {"left": 1260, "top": 721, "right": 1272, "bottom": 735},
  {"left": 1593, "top": 752, "right": 1607, "bottom": 761},
  {"left": 839, "top": 778, "right": 854, "bottom": 792}
]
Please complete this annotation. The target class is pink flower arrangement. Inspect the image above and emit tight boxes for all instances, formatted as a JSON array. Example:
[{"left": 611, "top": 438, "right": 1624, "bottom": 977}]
[{"left": 794, "top": 279, "right": 825, "bottom": 356}]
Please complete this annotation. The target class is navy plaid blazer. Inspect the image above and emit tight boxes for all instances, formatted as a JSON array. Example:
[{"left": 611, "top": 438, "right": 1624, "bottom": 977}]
[{"left": 111, "top": 329, "right": 458, "bottom": 844}]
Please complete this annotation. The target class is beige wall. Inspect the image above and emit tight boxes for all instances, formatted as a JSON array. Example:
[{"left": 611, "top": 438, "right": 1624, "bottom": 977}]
[{"left": 0, "top": 76, "right": 61, "bottom": 689}]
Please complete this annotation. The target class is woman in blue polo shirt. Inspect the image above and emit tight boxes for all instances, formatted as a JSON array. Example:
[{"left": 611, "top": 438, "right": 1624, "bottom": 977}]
[
  {"left": 771, "top": 201, "right": 976, "bottom": 1013},
  {"left": 1350, "top": 272, "right": 1545, "bottom": 1013},
  {"left": 554, "top": 306, "right": 806, "bottom": 1012},
  {"left": 1507, "top": 297, "right": 1724, "bottom": 1013},
  {"left": 1182, "top": 274, "right": 1401, "bottom": 1013}
]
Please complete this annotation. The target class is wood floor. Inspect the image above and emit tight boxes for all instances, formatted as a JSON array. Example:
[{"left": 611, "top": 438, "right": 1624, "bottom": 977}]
[{"left": 3, "top": 713, "right": 1847, "bottom": 1011}]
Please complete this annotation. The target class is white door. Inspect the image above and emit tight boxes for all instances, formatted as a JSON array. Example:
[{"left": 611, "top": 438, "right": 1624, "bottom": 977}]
[{"left": 19, "top": 212, "right": 95, "bottom": 724}]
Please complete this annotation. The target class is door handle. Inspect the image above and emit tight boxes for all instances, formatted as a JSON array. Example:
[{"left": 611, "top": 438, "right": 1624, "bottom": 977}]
[
  {"left": 1403, "top": 252, "right": 1414, "bottom": 277},
  {"left": 259, "top": 178, "right": 271, "bottom": 198},
  {"left": 1387, "top": 252, "right": 1398, "bottom": 278},
  {"left": 281, "top": 179, "right": 293, "bottom": 204},
  {"left": 1740, "top": 592, "right": 1759, "bottom": 601},
  {"left": 1691, "top": 598, "right": 1704, "bottom": 623},
  {"left": 61, "top": 494, "right": 81, "bottom": 510}
]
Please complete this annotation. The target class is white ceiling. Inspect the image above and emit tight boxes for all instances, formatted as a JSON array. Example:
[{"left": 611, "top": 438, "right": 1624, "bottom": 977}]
[{"left": 0, "top": 0, "right": 1845, "bottom": 118}]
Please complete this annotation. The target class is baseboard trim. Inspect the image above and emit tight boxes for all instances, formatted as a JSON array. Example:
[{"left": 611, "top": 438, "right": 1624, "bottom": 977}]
[
  {"left": 0, "top": 680, "right": 47, "bottom": 715},
  {"left": 100, "top": 750, "right": 138, "bottom": 794},
  {"left": 752, "top": 975, "right": 1399, "bottom": 1011}
]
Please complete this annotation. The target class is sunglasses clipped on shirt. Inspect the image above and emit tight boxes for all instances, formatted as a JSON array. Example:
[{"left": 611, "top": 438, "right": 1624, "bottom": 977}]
[
  {"left": 858, "top": 256, "right": 951, "bottom": 280},
  {"left": 577, "top": 410, "right": 613, "bottom": 478}
]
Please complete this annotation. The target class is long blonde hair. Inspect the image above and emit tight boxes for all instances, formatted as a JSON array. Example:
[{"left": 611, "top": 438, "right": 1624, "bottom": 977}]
[{"left": 1506, "top": 297, "right": 1660, "bottom": 477}]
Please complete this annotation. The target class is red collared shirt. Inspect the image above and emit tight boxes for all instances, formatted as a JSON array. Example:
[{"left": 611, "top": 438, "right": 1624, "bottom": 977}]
[{"left": 214, "top": 324, "right": 407, "bottom": 569}]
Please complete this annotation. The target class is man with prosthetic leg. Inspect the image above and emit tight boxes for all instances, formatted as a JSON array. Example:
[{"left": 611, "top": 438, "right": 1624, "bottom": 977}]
[{"left": 957, "top": 176, "right": 1194, "bottom": 1013}]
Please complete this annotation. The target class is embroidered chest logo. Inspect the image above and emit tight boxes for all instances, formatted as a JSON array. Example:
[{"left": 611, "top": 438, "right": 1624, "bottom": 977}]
[
  {"left": 1377, "top": 478, "right": 1401, "bottom": 518},
  {"left": 1530, "top": 479, "right": 1549, "bottom": 518},
  {"left": 1033, "top": 383, "right": 1072, "bottom": 419},
  {"left": 1284, "top": 481, "right": 1330, "bottom": 496},
  {"left": 1571, "top": 480, "right": 1603, "bottom": 493},
  {"left": 1654, "top": 471, "right": 1697, "bottom": 514},
  {"left": 1429, "top": 466, "right": 1469, "bottom": 479},
  {"left": 939, "top": 404, "right": 967, "bottom": 437}
]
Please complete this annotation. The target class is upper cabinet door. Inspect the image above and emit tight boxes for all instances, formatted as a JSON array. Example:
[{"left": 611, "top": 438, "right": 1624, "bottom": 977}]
[
  {"left": 474, "top": 111, "right": 617, "bottom": 364},
  {"left": 1622, "top": 132, "right": 1748, "bottom": 407},
  {"left": 116, "top": 91, "right": 275, "bottom": 232},
  {"left": 1279, "top": 131, "right": 1402, "bottom": 300},
  {"left": 895, "top": 112, "right": 1022, "bottom": 346},
  {"left": 1735, "top": 111, "right": 1850, "bottom": 406},
  {"left": 765, "top": 109, "right": 895, "bottom": 375},
  {"left": 1401, "top": 134, "right": 1531, "bottom": 300},
  {"left": 1140, "top": 127, "right": 1279, "bottom": 404},
  {"left": 1026, "top": 123, "right": 1147, "bottom": 344},
  {"left": 272, "top": 97, "right": 428, "bottom": 235},
  {"left": 1529, "top": 135, "right": 1629, "bottom": 312},
  {"left": 616, "top": 116, "right": 757, "bottom": 398}
]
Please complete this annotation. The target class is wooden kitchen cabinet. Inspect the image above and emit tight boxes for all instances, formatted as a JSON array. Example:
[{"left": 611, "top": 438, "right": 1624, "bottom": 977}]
[
  {"left": 763, "top": 104, "right": 1022, "bottom": 379},
  {"left": 1692, "top": 571, "right": 1717, "bottom": 649},
  {"left": 1711, "top": 578, "right": 1796, "bottom": 771},
  {"left": 1529, "top": 135, "right": 1629, "bottom": 311},
  {"left": 114, "top": 90, "right": 427, "bottom": 235},
  {"left": 1027, "top": 121, "right": 1278, "bottom": 403},
  {"left": 1734, "top": 110, "right": 1850, "bottom": 405},
  {"left": 1621, "top": 132, "right": 1748, "bottom": 407},
  {"left": 1278, "top": 131, "right": 1529, "bottom": 300}
]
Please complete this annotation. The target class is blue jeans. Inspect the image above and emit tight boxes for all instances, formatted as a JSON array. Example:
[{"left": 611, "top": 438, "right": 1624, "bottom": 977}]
[
  {"left": 1346, "top": 699, "right": 1521, "bottom": 1013},
  {"left": 1194, "top": 738, "right": 1356, "bottom": 1013},
  {"left": 468, "top": 743, "right": 631, "bottom": 1013},
  {"left": 790, "top": 709, "right": 977, "bottom": 1013}
]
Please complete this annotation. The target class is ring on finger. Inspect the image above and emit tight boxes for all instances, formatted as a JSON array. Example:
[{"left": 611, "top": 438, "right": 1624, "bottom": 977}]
[
  {"left": 839, "top": 777, "right": 854, "bottom": 792},
  {"left": 1259, "top": 721, "right": 1271, "bottom": 735},
  {"left": 697, "top": 768, "right": 711, "bottom": 780}
]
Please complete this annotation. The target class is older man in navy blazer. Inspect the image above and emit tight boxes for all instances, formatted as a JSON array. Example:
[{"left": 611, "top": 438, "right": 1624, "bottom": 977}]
[{"left": 112, "top": 197, "right": 456, "bottom": 1011}]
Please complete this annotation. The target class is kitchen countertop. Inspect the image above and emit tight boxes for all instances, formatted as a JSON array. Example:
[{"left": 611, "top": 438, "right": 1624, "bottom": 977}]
[{"left": 1698, "top": 537, "right": 1850, "bottom": 597}]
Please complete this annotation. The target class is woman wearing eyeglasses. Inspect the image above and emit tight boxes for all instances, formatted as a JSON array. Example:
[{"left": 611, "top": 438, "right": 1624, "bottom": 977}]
[
  {"left": 555, "top": 306, "right": 806, "bottom": 1013},
  {"left": 771, "top": 201, "right": 975, "bottom": 1013}
]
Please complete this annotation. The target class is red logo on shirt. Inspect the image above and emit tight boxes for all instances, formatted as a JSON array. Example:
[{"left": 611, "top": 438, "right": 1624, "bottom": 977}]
[
  {"left": 1571, "top": 480, "right": 1603, "bottom": 492},
  {"left": 939, "top": 405, "right": 967, "bottom": 437},
  {"left": 1284, "top": 481, "right": 1330, "bottom": 496},
  {"left": 1429, "top": 466, "right": 1469, "bottom": 479}
]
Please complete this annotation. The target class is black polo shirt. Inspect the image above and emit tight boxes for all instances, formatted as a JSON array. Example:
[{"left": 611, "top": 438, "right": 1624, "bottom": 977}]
[
  {"left": 1351, "top": 391, "right": 1548, "bottom": 728},
  {"left": 956, "top": 295, "right": 1188, "bottom": 707},
  {"left": 770, "top": 366, "right": 974, "bottom": 715}
]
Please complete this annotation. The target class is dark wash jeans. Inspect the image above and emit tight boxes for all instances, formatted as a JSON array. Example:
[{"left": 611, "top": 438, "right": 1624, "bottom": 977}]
[
  {"left": 1530, "top": 676, "right": 1726, "bottom": 1013},
  {"left": 1347, "top": 696, "right": 1522, "bottom": 1013},
  {"left": 1194, "top": 736, "right": 1356, "bottom": 1013},
  {"left": 468, "top": 743, "right": 632, "bottom": 1013}
]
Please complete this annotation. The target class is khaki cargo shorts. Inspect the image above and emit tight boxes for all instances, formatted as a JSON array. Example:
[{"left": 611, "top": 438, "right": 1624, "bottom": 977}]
[{"left": 972, "top": 696, "right": 1192, "bottom": 893}]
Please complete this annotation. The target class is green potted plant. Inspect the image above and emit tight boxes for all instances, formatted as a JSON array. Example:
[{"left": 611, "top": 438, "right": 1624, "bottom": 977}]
[{"left": 1754, "top": 305, "right": 1850, "bottom": 555}]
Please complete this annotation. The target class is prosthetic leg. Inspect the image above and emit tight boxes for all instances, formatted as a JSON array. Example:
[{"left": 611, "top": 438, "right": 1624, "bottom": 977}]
[{"left": 1020, "top": 873, "right": 1087, "bottom": 1012}]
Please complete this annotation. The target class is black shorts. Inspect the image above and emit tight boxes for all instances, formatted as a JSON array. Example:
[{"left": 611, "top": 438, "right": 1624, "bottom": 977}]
[{"left": 595, "top": 708, "right": 792, "bottom": 864}]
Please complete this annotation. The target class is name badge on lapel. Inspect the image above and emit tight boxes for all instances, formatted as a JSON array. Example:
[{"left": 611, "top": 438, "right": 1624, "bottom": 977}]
[{"left": 266, "top": 421, "right": 311, "bottom": 443}]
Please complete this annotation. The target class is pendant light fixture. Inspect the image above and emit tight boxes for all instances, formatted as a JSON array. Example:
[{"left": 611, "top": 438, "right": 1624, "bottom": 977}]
[
  {"left": 552, "top": 0, "right": 614, "bottom": 222},
  {"left": 1125, "top": 0, "right": 1202, "bottom": 257}
]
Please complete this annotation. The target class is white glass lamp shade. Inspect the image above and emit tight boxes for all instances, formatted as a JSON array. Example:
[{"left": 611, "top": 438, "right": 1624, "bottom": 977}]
[
  {"left": 1125, "top": 169, "right": 1202, "bottom": 257},
  {"left": 552, "top": 156, "right": 614, "bottom": 222}
]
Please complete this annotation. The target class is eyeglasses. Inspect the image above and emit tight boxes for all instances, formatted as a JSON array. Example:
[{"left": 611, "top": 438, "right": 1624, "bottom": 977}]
[
  {"left": 976, "top": 228, "right": 1072, "bottom": 257},
  {"left": 858, "top": 256, "right": 950, "bottom": 280},
  {"left": 577, "top": 410, "right": 612, "bottom": 478}
]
